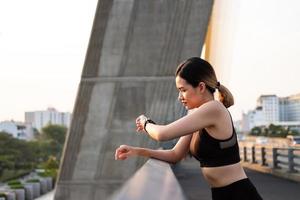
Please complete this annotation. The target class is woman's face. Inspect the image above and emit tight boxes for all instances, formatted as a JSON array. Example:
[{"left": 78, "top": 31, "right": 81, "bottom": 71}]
[{"left": 175, "top": 76, "right": 203, "bottom": 109}]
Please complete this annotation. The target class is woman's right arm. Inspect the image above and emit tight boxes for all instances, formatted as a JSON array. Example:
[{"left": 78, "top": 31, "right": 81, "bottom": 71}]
[{"left": 115, "top": 134, "right": 192, "bottom": 164}]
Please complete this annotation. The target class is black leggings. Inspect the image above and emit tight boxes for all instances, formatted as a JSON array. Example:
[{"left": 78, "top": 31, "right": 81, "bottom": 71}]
[{"left": 211, "top": 178, "right": 263, "bottom": 200}]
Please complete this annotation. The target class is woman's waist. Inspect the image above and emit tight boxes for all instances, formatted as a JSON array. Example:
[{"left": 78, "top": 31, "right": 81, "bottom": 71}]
[{"left": 201, "top": 163, "right": 247, "bottom": 187}]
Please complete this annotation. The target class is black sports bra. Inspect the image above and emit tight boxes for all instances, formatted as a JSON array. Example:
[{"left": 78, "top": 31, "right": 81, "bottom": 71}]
[{"left": 190, "top": 125, "right": 240, "bottom": 167}]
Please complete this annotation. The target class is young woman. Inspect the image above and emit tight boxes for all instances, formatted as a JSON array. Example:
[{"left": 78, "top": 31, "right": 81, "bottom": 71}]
[{"left": 115, "top": 57, "right": 263, "bottom": 200}]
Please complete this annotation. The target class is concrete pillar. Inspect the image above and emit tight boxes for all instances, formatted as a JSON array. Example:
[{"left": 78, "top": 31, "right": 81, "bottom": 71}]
[
  {"left": 243, "top": 146, "right": 248, "bottom": 161},
  {"left": 13, "top": 189, "right": 25, "bottom": 200},
  {"left": 251, "top": 146, "right": 256, "bottom": 163},
  {"left": 45, "top": 177, "right": 53, "bottom": 191},
  {"left": 54, "top": 0, "right": 213, "bottom": 199},
  {"left": 288, "top": 148, "right": 295, "bottom": 172},
  {"left": 4, "top": 192, "right": 16, "bottom": 200},
  {"left": 24, "top": 184, "right": 34, "bottom": 200},
  {"left": 273, "top": 148, "right": 278, "bottom": 168},
  {"left": 261, "top": 147, "right": 267, "bottom": 166},
  {"left": 39, "top": 179, "right": 48, "bottom": 194},
  {"left": 26, "top": 182, "right": 40, "bottom": 198}
]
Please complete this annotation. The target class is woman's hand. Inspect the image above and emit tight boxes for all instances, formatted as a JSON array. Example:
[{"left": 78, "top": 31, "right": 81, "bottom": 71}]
[
  {"left": 115, "top": 145, "right": 136, "bottom": 160},
  {"left": 136, "top": 114, "right": 148, "bottom": 132}
]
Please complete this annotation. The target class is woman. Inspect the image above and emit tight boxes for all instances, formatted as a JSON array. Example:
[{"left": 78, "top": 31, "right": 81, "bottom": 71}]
[{"left": 115, "top": 57, "right": 263, "bottom": 200}]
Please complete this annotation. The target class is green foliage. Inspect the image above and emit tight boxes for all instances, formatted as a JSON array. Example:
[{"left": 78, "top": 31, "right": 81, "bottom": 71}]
[
  {"left": 250, "top": 124, "right": 300, "bottom": 138},
  {"left": 0, "top": 132, "right": 35, "bottom": 172},
  {"left": 0, "top": 169, "right": 31, "bottom": 182},
  {"left": 7, "top": 180, "right": 21, "bottom": 185},
  {"left": 250, "top": 127, "right": 261, "bottom": 136},
  {"left": 26, "top": 179, "right": 40, "bottom": 183},
  {"left": 0, "top": 124, "right": 67, "bottom": 182},
  {"left": 41, "top": 124, "right": 67, "bottom": 145},
  {"left": 38, "top": 168, "right": 57, "bottom": 184},
  {"left": 9, "top": 184, "right": 24, "bottom": 189},
  {"left": 44, "top": 156, "right": 59, "bottom": 169},
  {"left": 41, "top": 124, "right": 67, "bottom": 159}
]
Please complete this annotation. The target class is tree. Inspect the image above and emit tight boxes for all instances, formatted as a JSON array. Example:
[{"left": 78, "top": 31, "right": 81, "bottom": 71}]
[
  {"left": 250, "top": 127, "right": 261, "bottom": 136},
  {"left": 41, "top": 125, "right": 67, "bottom": 159},
  {"left": 249, "top": 124, "right": 294, "bottom": 138},
  {"left": 44, "top": 156, "right": 59, "bottom": 169},
  {"left": 41, "top": 124, "right": 67, "bottom": 145}
]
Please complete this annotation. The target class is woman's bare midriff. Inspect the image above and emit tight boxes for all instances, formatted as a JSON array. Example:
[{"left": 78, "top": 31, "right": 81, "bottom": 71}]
[{"left": 201, "top": 162, "right": 247, "bottom": 187}]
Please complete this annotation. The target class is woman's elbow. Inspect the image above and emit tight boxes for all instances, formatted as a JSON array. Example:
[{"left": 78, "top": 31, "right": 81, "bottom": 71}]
[
  {"left": 155, "top": 133, "right": 170, "bottom": 142},
  {"left": 168, "top": 154, "right": 183, "bottom": 164},
  {"left": 155, "top": 129, "right": 173, "bottom": 141}
]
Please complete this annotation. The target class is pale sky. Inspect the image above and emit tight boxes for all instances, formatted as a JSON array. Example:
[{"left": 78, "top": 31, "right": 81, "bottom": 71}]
[
  {"left": 0, "top": 0, "right": 98, "bottom": 121},
  {"left": 0, "top": 0, "right": 299, "bottom": 122},
  {"left": 226, "top": 0, "right": 300, "bottom": 120}
]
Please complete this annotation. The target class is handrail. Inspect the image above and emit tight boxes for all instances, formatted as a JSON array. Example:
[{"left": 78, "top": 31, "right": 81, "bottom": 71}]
[
  {"left": 109, "top": 159, "right": 186, "bottom": 200},
  {"left": 241, "top": 145, "right": 300, "bottom": 173}
]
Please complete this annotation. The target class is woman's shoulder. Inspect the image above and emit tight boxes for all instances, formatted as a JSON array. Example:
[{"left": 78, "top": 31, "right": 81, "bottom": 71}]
[
  {"left": 192, "top": 100, "right": 226, "bottom": 118},
  {"left": 200, "top": 100, "right": 225, "bottom": 111}
]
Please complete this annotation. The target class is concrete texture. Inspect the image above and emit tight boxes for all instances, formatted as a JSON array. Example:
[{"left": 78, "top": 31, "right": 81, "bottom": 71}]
[
  {"left": 54, "top": 0, "right": 213, "bottom": 199},
  {"left": 110, "top": 159, "right": 186, "bottom": 200}
]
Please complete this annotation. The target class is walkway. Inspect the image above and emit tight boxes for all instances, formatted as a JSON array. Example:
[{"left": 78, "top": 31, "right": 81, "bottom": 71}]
[
  {"left": 173, "top": 157, "right": 300, "bottom": 200},
  {"left": 35, "top": 190, "right": 54, "bottom": 200}
]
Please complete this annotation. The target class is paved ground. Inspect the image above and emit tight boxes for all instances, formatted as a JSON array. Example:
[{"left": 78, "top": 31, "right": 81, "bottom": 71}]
[
  {"left": 173, "top": 158, "right": 300, "bottom": 200},
  {"left": 35, "top": 190, "right": 54, "bottom": 200}
]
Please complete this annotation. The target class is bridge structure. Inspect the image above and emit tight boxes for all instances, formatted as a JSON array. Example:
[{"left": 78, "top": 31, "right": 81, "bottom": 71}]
[{"left": 52, "top": 0, "right": 300, "bottom": 200}]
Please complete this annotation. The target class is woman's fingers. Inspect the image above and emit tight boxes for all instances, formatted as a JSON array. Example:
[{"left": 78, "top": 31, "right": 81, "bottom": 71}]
[
  {"left": 136, "top": 114, "right": 148, "bottom": 132},
  {"left": 115, "top": 145, "right": 130, "bottom": 160}
]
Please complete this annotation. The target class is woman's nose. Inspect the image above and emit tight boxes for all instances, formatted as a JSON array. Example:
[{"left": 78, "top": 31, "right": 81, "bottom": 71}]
[{"left": 178, "top": 92, "right": 183, "bottom": 101}]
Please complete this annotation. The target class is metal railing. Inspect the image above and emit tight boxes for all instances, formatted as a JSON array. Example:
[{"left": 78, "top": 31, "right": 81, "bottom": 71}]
[
  {"left": 240, "top": 145, "right": 300, "bottom": 173},
  {"left": 109, "top": 159, "right": 186, "bottom": 200}
]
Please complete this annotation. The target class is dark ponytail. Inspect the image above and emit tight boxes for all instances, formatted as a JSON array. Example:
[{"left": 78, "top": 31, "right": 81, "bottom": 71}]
[{"left": 176, "top": 57, "right": 234, "bottom": 108}]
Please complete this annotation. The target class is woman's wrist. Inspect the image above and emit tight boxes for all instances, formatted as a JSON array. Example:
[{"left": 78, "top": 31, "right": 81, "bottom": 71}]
[
  {"left": 144, "top": 118, "right": 156, "bottom": 133},
  {"left": 135, "top": 147, "right": 150, "bottom": 157}
]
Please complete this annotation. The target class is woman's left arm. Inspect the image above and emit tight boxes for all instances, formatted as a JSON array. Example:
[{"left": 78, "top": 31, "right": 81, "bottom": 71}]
[{"left": 137, "top": 101, "right": 223, "bottom": 141}]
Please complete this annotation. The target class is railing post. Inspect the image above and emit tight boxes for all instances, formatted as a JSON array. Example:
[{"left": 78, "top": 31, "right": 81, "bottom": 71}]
[
  {"left": 243, "top": 146, "right": 247, "bottom": 162},
  {"left": 288, "top": 148, "right": 295, "bottom": 173},
  {"left": 261, "top": 147, "right": 266, "bottom": 166},
  {"left": 251, "top": 146, "right": 256, "bottom": 163},
  {"left": 272, "top": 148, "right": 278, "bottom": 168}
]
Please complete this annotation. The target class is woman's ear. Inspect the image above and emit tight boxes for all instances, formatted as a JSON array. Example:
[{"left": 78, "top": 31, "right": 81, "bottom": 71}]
[{"left": 198, "top": 82, "right": 206, "bottom": 93}]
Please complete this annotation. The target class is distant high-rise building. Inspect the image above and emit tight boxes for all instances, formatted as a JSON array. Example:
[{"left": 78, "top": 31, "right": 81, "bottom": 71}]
[
  {"left": 279, "top": 93, "right": 300, "bottom": 122},
  {"left": 25, "top": 107, "right": 72, "bottom": 131},
  {"left": 257, "top": 95, "right": 279, "bottom": 123},
  {"left": 241, "top": 93, "right": 300, "bottom": 132}
]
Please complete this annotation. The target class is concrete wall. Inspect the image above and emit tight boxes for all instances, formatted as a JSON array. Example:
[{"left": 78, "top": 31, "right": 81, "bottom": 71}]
[{"left": 54, "top": 0, "right": 213, "bottom": 199}]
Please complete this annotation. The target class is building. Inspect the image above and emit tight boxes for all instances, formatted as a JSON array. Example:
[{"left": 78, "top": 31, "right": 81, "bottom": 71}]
[
  {"left": 25, "top": 107, "right": 72, "bottom": 131},
  {"left": 241, "top": 93, "right": 300, "bottom": 132},
  {"left": 257, "top": 95, "right": 279, "bottom": 123},
  {"left": 279, "top": 93, "right": 300, "bottom": 122},
  {"left": 0, "top": 121, "right": 34, "bottom": 140}
]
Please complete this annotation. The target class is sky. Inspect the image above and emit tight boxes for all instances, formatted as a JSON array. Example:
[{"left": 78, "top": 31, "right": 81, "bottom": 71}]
[
  {"left": 0, "top": 0, "right": 300, "bottom": 122},
  {"left": 226, "top": 0, "right": 300, "bottom": 120},
  {"left": 0, "top": 0, "right": 98, "bottom": 121}
]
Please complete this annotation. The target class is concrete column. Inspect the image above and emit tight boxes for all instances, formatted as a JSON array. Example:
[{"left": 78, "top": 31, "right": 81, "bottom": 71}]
[
  {"left": 13, "top": 189, "right": 25, "bottom": 200},
  {"left": 54, "top": 0, "right": 213, "bottom": 199},
  {"left": 273, "top": 148, "right": 278, "bottom": 168},
  {"left": 261, "top": 147, "right": 267, "bottom": 166},
  {"left": 251, "top": 146, "right": 256, "bottom": 163},
  {"left": 288, "top": 148, "right": 295, "bottom": 172},
  {"left": 24, "top": 184, "right": 34, "bottom": 200}
]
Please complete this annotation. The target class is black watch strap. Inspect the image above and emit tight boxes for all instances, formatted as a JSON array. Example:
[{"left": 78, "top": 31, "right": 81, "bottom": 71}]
[{"left": 144, "top": 119, "right": 156, "bottom": 133}]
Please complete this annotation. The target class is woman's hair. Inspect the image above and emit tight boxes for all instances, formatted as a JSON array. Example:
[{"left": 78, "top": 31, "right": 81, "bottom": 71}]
[{"left": 175, "top": 57, "right": 234, "bottom": 108}]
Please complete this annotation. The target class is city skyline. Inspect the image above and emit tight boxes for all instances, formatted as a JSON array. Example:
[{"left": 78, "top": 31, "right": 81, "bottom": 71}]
[{"left": 1, "top": 0, "right": 300, "bottom": 122}]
